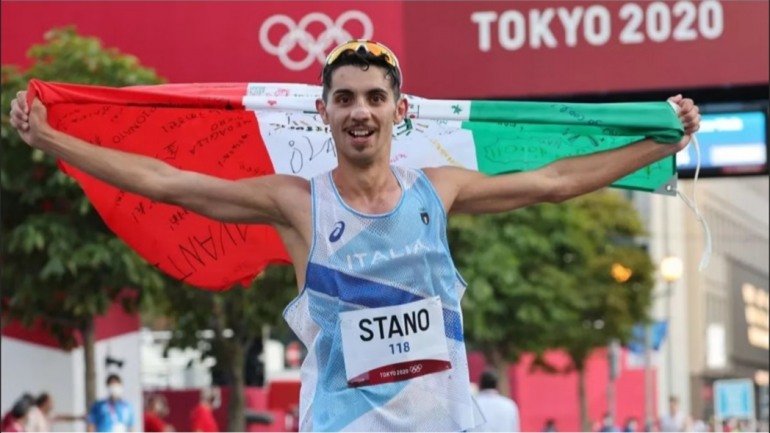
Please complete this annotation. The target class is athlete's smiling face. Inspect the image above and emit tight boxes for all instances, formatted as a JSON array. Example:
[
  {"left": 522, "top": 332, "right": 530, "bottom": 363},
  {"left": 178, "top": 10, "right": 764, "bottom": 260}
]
[{"left": 316, "top": 65, "right": 407, "bottom": 167}]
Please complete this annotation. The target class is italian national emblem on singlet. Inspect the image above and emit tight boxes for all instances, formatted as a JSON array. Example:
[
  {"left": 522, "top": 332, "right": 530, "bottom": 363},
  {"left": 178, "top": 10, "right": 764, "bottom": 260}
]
[
  {"left": 339, "top": 296, "right": 452, "bottom": 387},
  {"left": 420, "top": 208, "right": 430, "bottom": 225}
]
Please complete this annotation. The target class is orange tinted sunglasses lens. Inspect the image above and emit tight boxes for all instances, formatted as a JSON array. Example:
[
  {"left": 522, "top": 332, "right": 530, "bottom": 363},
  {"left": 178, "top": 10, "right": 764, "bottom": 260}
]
[{"left": 325, "top": 40, "right": 399, "bottom": 68}]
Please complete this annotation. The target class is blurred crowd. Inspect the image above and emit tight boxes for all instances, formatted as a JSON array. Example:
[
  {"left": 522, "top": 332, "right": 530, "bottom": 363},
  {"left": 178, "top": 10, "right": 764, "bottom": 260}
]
[
  {"left": 1, "top": 391, "right": 82, "bottom": 432},
  {"left": 467, "top": 378, "right": 763, "bottom": 433},
  {"left": 2, "top": 383, "right": 761, "bottom": 432},
  {"left": 1, "top": 378, "right": 221, "bottom": 433}
]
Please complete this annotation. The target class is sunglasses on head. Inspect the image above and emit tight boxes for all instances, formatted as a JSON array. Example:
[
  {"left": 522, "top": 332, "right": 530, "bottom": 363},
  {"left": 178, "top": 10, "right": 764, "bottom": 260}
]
[{"left": 325, "top": 40, "right": 402, "bottom": 81}]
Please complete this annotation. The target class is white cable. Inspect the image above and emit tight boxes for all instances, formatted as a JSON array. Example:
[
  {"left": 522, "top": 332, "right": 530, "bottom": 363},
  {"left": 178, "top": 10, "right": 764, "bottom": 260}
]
[{"left": 675, "top": 134, "right": 712, "bottom": 270}]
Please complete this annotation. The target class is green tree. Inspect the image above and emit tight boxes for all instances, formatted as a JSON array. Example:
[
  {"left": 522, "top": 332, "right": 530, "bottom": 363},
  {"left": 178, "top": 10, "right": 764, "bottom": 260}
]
[
  {"left": 450, "top": 190, "right": 654, "bottom": 431},
  {"left": 554, "top": 192, "right": 654, "bottom": 432},
  {"left": 1, "top": 27, "right": 167, "bottom": 409},
  {"left": 146, "top": 265, "right": 298, "bottom": 432},
  {"left": 449, "top": 201, "right": 590, "bottom": 396}
]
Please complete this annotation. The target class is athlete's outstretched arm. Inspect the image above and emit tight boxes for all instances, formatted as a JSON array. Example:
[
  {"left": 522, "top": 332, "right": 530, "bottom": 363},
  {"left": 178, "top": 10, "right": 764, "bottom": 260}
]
[
  {"left": 427, "top": 95, "right": 701, "bottom": 214},
  {"left": 9, "top": 93, "right": 306, "bottom": 225}
]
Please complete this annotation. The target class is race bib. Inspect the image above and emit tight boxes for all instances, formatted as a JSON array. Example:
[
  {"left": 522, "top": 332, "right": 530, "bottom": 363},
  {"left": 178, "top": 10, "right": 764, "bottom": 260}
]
[
  {"left": 340, "top": 296, "right": 452, "bottom": 387},
  {"left": 112, "top": 423, "right": 127, "bottom": 433}
]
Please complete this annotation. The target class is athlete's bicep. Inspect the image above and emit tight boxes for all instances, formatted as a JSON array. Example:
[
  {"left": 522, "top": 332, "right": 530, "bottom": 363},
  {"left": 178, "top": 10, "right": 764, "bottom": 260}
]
[
  {"left": 164, "top": 172, "right": 308, "bottom": 225},
  {"left": 425, "top": 166, "right": 559, "bottom": 215}
]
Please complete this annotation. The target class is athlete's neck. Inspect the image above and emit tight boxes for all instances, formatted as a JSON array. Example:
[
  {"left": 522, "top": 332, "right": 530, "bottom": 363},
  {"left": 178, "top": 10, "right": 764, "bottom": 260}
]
[{"left": 332, "top": 161, "right": 401, "bottom": 214}]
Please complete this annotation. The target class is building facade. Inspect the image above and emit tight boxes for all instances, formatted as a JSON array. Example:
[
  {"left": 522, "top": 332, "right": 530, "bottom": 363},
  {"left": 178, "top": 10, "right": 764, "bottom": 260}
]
[{"left": 643, "top": 174, "right": 769, "bottom": 427}]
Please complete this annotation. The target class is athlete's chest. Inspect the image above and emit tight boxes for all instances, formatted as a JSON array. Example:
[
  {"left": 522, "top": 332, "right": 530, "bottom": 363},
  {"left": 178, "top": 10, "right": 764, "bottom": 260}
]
[{"left": 317, "top": 198, "right": 440, "bottom": 270}]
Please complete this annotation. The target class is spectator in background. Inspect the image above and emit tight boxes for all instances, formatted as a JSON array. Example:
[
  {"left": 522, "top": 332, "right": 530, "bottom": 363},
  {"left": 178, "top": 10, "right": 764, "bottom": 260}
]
[
  {"left": 722, "top": 418, "right": 735, "bottom": 432},
  {"left": 689, "top": 418, "right": 707, "bottom": 432},
  {"left": 659, "top": 396, "right": 689, "bottom": 432},
  {"left": 87, "top": 374, "right": 135, "bottom": 432},
  {"left": 468, "top": 370, "right": 520, "bottom": 432},
  {"left": 26, "top": 392, "right": 85, "bottom": 432},
  {"left": 143, "top": 394, "right": 174, "bottom": 432},
  {"left": 1, "top": 395, "right": 33, "bottom": 432},
  {"left": 543, "top": 418, "right": 558, "bottom": 432},
  {"left": 599, "top": 412, "right": 620, "bottom": 432},
  {"left": 190, "top": 387, "right": 220, "bottom": 432},
  {"left": 622, "top": 417, "right": 639, "bottom": 432},
  {"left": 25, "top": 393, "right": 52, "bottom": 432}
]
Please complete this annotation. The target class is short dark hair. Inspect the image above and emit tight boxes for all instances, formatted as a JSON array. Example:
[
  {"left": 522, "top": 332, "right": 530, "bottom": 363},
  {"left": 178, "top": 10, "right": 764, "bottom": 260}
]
[
  {"left": 321, "top": 49, "right": 401, "bottom": 103},
  {"left": 106, "top": 373, "right": 122, "bottom": 385},
  {"left": 11, "top": 397, "right": 32, "bottom": 419},
  {"left": 19, "top": 393, "right": 34, "bottom": 405},
  {"left": 35, "top": 392, "right": 50, "bottom": 407},
  {"left": 479, "top": 370, "right": 498, "bottom": 390},
  {"left": 146, "top": 394, "right": 163, "bottom": 407}
]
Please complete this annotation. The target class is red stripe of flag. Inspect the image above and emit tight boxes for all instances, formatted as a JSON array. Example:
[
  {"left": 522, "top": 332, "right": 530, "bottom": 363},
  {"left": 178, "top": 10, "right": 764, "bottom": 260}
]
[{"left": 28, "top": 80, "right": 291, "bottom": 290}]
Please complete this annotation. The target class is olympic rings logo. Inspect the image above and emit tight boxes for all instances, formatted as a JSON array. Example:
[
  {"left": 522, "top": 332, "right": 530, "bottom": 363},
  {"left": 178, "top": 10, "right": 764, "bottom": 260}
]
[
  {"left": 259, "top": 11, "right": 374, "bottom": 71},
  {"left": 409, "top": 364, "right": 423, "bottom": 374}
]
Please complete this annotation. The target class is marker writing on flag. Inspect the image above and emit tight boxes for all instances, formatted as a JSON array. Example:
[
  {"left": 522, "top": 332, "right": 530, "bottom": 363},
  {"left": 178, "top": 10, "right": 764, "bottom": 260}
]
[
  {"left": 428, "top": 139, "right": 463, "bottom": 167},
  {"left": 54, "top": 109, "right": 83, "bottom": 132},
  {"left": 112, "top": 108, "right": 158, "bottom": 145},
  {"left": 267, "top": 122, "right": 330, "bottom": 133},
  {"left": 69, "top": 106, "right": 113, "bottom": 124},
  {"left": 482, "top": 142, "right": 549, "bottom": 165},
  {"left": 110, "top": 108, "right": 126, "bottom": 123},
  {"left": 289, "top": 136, "right": 337, "bottom": 175},
  {"left": 217, "top": 134, "right": 250, "bottom": 167},
  {"left": 112, "top": 191, "right": 159, "bottom": 221},
  {"left": 390, "top": 153, "right": 407, "bottom": 164},
  {"left": 554, "top": 104, "right": 602, "bottom": 127},
  {"left": 239, "top": 162, "right": 271, "bottom": 177},
  {"left": 191, "top": 117, "right": 254, "bottom": 155},
  {"left": 131, "top": 199, "right": 158, "bottom": 222},
  {"left": 164, "top": 222, "right": 249, "bottom": 280},
  {"left": 482, "top": 136, "right": 603, "bottom": 166},
  {"left": 157, "top": 141, "right": 179, "bottom": 161},
  {"left": 160, "top": 110, "right": 213, "bottom": 134},
  {"left": 115, "top": 190, "right": 126, "bottom": 207},
  {"left": 168, "top": 209, "right": 191, "bottom": 231},
  {"left": 551, "top": 104, "right": 626, "bottom": 140}
]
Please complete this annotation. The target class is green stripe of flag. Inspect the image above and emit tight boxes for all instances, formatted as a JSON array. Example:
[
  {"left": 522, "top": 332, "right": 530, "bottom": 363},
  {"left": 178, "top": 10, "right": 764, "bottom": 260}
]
[{"left": 463, "top": 100, "right": 683, "bottom": 193}]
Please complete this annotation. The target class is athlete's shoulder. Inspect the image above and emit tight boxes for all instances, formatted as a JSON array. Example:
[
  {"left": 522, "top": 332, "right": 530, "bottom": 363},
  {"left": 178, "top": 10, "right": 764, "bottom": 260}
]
[
  {"left": 421, "top": 166, "right": 483, "bottom": 187},
  {"left": 261, "top": 173, "right": 311, "bottom": 194}
]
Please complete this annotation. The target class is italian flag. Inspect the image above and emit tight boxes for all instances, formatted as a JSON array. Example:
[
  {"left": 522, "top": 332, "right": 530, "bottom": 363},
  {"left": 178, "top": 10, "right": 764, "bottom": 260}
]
[{"left": 27, "top": 80, "right": 683, "bottom": 290}]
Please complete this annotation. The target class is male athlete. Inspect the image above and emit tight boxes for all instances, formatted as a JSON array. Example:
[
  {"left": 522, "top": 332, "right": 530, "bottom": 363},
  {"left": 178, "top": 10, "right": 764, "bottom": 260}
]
[{"left": 10, "top": 40, "right": 700, "bottom": 431}]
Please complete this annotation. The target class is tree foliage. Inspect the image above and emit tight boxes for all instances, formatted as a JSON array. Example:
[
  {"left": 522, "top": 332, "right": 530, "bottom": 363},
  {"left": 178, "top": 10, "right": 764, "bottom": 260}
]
[
  {"left": 449, "top": 199, "right": 589, "bottom": 367},
  {"left": 449, "top": 190, "right": 654, "bottom": 429},
  {"left": 1, "top": 26, "right": 167, "bottom": 406},
  {"left": 556, "top": 192, "right": 655, "bottom": 365}
]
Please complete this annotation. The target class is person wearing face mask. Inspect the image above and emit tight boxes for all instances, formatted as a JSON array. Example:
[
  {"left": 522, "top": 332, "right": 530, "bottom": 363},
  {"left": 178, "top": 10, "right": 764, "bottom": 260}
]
[
  {"left": 87, "top": 374, "right": 135, "bottom": 432},
  {"left": 189, "top": 387, "right": 220, "bottom": 433}
]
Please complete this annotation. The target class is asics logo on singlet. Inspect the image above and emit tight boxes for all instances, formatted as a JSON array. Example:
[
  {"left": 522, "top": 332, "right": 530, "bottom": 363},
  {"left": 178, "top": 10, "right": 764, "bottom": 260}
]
[
  {"left": 345, "top": 239, "right": 431, "bottom": 270},
  {"left": 329, "top": 221, "right": 345, "bottom": 242}
]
